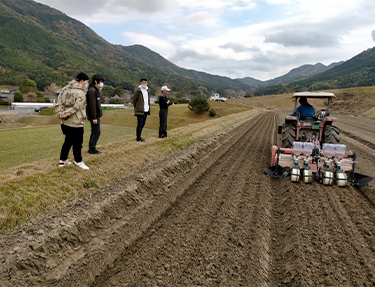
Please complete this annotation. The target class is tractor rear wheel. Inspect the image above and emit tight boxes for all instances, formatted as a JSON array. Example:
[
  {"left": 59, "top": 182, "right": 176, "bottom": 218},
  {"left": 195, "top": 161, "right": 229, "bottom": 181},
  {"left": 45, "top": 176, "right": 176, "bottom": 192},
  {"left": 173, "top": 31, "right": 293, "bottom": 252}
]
[
  {"left": 323, "top": 125, "right": 340, "bottom": 144},
  {"left": 281, "top": 123, "right": 296, "bottom": 148}
]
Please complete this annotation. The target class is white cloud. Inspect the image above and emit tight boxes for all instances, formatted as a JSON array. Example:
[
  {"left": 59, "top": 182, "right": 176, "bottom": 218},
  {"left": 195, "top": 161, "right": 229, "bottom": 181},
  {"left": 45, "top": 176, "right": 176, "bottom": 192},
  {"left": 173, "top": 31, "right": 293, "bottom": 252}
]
[
  {"left": 219, "top": 42, "right": 260, "bottom": 53},
  {"left": 123, "top": 32, "right": 176, "bottom": 57},
  {"left": 184, "top": 11, "right": 219, "bottom": 26},
  {"left": 34, "top": 0, "right": 375, "bottom": 80},
  {"left": 264, "top": 30, "right": 340, "bottom": 48}
]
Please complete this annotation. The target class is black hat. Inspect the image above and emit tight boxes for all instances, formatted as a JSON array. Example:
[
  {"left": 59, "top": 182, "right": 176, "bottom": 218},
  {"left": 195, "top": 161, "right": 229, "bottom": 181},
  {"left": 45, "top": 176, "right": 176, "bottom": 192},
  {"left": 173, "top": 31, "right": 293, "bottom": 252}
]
[{"left": 75, "top": 72, "right": 89, "bottom": 82}]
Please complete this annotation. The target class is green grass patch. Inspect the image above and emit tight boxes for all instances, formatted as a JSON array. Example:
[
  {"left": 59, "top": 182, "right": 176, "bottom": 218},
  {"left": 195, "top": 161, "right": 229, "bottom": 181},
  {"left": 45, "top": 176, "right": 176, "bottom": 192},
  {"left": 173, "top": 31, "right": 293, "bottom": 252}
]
[{"left": 0, "top": 123, "right": 147, "bottom": 170}]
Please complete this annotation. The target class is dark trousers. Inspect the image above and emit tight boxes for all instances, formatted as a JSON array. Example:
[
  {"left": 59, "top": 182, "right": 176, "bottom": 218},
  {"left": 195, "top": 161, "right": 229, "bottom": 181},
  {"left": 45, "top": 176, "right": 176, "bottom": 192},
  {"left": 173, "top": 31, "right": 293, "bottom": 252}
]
[
  {"left": 89, "top": 118, "right": 101, "bottom": 151},
  {"left": 60, "top": 124, "right": 84, "bottom": 162},
  {"left": 136, "top": 113, "right": 148, "bottom": 140},
  {"left": 159, "top": 109, "right": 168, "bottom": 137}
]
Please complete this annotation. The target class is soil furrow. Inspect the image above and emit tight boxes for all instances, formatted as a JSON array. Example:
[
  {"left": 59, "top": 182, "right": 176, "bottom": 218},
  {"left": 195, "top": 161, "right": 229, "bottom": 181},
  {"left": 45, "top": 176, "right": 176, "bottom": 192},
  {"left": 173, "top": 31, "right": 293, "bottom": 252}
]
[
  {"left": 95, "top": 112, "right": 275, "bottom": 286},
  {"left": 2, "top": 110, "right": 375, "bottom": 287}
]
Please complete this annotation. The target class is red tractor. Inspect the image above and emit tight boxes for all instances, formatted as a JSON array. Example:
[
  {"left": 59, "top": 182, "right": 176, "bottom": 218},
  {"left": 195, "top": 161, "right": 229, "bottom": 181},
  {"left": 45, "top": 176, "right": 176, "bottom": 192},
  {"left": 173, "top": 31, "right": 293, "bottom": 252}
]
[
  {"left": 280, "top": 92, "right": 339, "bottom": 148},
  {"left": 265, "top": 91, "right": 373, "bottom": 188}
]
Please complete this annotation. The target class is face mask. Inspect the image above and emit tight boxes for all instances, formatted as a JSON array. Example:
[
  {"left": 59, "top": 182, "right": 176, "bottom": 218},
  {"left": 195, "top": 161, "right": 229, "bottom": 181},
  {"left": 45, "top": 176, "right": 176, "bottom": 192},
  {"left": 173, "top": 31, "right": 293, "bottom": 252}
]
[
  {"left": 84, "top": 82, "right": 89, "bottom": 92},
  {"left": 98, "top": 82, "right": 104, "bottom": 89},
  {"left": 141, "top": 84, "right": 147, "bottom": 89}
]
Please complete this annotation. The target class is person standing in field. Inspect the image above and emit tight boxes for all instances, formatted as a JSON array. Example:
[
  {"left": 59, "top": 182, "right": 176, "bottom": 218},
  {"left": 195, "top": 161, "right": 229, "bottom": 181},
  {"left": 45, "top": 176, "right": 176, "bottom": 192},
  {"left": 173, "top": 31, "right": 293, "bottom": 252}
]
[
  {"left": 56, "top": 72, "right": 90, "bottom": 170},
  {"left": 133, "top": 78, "right": 150, "bottom": 142},
  {"left": 86, "top": 74, "right": 105, "bottom": 155},
  {"left": 158, "top": 85, "right": 173, "bottom": 138}
]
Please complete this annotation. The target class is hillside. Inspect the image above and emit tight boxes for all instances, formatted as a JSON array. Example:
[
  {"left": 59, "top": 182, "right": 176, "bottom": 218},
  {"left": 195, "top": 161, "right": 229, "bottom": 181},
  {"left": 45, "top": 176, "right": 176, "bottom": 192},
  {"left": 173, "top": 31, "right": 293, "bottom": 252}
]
[
  {"left": 123, "top": 45, "right": 250, "bottom": 92},
  {"left": 237, "top": 62, "right": 343, "bottom": 89},
  {"left": 0, "top": 0, "right": 249, "bottom": 94},
  {"left": 291, "top": 47, "right": 375, "bottom": 88},
  {"left": 253, "top": 47, "right": 375, "bottom": 95}
]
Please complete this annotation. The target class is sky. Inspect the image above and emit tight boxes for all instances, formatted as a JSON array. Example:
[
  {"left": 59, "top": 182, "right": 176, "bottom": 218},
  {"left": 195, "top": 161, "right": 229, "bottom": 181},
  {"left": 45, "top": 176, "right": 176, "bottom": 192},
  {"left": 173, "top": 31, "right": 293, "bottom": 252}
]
[{"left": 34, "top": 0, "right": 375, "bottom": 81}]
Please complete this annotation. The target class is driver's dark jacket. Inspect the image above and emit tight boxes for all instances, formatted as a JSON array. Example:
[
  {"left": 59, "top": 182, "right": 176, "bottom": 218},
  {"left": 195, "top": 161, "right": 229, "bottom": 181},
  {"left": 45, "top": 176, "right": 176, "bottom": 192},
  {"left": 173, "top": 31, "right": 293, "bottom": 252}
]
[{"left": 291, "top": 103, "right": 315, "bottom": 118}]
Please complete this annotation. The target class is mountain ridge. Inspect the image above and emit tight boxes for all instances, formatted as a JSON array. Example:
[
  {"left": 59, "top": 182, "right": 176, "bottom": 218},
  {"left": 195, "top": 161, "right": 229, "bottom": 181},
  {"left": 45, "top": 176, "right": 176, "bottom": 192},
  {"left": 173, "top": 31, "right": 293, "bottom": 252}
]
[
  {"left": 0, "top": 0, "right": 374, "bottom": 96},
  {"left": 0, "top": 0, "right": 249, "bottom": 95},
  {"left": 252, "top": 46, "right": 375, "bottom": 96},
  {"left": 237, "top": 61, "right": 344, "bottom": 89}
]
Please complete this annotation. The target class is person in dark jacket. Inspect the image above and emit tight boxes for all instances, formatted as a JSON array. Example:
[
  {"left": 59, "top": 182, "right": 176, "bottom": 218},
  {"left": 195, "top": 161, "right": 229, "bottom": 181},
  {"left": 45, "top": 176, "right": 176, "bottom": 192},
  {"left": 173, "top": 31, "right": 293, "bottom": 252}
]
[
  {"left": 158, "top": 85, "right": 173, "bottom": 138},
  {"left": 291, "top": 97, "right": 315, "bottom": 118},
  {"left": 86, "top": 74, "right": 105, "bottom": 154},
  {"left": 133, "top": 78, "right": 150, "bottom": 142}
]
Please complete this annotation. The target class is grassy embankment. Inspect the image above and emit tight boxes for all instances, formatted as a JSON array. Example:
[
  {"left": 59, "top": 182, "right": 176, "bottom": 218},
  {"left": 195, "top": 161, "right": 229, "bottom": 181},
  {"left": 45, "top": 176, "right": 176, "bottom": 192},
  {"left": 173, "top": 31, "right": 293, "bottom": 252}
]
[{"left": 0, "top": 101, "right": 254, "bottom": 234}]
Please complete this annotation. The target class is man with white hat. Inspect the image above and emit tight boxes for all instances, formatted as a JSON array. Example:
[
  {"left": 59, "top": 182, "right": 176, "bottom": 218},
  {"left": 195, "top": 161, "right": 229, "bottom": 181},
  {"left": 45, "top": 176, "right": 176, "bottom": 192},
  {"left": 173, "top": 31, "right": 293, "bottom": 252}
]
[{"left": 158, "top": 85, "right": 173, "bottom": 138}]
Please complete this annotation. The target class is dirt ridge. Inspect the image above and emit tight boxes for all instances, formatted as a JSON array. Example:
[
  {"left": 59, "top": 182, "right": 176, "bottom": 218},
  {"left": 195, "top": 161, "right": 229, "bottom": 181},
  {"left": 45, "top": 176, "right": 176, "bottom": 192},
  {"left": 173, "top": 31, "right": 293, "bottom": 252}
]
[{"left": 0, "top": 112, "right": 261, "bottom": 286}]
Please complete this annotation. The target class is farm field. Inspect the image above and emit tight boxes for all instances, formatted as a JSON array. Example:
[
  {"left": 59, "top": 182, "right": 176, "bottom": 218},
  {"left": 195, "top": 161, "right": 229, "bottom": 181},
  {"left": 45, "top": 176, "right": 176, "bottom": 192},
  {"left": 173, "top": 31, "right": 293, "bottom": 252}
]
[{"left": 1, "top": 91, "right": 375, "bottom": 286}]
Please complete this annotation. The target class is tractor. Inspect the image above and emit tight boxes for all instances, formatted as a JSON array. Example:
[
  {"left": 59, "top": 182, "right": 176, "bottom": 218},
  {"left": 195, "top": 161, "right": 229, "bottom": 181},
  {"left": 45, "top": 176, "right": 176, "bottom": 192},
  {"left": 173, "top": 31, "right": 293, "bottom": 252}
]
[
  {"left": 265, "top": 92, "right": 373, "bottom": 188},
  {"left": 280, "top": 92, "right": 339, "bottom": 148}
]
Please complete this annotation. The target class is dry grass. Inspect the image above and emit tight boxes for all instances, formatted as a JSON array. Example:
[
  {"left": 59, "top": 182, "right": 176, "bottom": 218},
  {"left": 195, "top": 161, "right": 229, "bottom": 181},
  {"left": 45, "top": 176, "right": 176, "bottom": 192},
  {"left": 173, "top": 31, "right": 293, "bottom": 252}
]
[
  {"left": 0, "top": 85, "right": 18, "bottom": 91},
  {"left": 0, "top": 102, "right": 256, "bottom": 234},
  {"left": 230, "top": 86, "right": 375, "bottom": 117}
]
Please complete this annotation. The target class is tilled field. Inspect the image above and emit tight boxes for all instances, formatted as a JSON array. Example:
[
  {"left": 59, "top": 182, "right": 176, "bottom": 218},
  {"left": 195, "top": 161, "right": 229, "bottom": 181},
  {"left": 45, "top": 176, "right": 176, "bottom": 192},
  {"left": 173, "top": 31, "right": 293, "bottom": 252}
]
[{"left": 1, "top": 111, "right": 375, "bottom": 286}]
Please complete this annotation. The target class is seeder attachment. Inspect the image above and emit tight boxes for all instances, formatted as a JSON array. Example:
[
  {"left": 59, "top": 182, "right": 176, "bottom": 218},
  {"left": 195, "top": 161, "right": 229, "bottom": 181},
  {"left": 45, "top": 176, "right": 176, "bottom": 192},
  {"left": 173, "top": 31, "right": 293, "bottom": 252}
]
[
  {"left": 347, "top": 153, "right": 373, "bottom": 188},
  {"left": 303, "top": 158, "right": 313, "bottom": 183},
  {"left": 265, "top": 142, "right": 373, "bottom": 188},
  {"left": 290, "top": 158, "right": 301, "bottom": 182},
  {"left": 264, "top": 147, "right": 288, "bottom": 179}
]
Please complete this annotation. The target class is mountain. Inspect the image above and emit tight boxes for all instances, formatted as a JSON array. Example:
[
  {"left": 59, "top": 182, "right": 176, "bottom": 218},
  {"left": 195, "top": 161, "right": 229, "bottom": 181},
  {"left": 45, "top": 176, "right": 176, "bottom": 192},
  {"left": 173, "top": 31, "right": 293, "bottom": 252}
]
[
  {"left": 122, "top": 45, "right": 249, "bottom": 91},
  {"left": 252, "top": 47, "right": 375, "bottom": 96},
  {"left": 237, "top": 62, "right": 343, "bottom": 89},
  {"left": 290, "top": 47, "right": 375, "bottom": 88},
  {"left": 234, "top": 76, "right": 264, "bottom": 90},
  {"left": 263, "top": 62, "right": 344, "bottom": 86},
  {"left": 0, "top": 0, "right": 249, "bottom": 94}
]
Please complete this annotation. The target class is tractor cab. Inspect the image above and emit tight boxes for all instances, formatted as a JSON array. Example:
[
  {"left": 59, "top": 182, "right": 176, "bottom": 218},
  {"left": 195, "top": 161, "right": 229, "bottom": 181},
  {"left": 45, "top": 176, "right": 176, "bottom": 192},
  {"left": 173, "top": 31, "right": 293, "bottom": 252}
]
[
  {"left": 292, "top": 91, "right": 334, "bottom": 120},
  {"left": 280, "top": 92, "right": 339, "bottom": 148}
]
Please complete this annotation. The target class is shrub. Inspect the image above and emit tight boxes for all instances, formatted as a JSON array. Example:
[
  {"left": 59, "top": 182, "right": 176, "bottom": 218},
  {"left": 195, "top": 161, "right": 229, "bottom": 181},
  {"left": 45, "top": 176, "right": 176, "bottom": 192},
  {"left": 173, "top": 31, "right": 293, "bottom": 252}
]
[
  {"left": 188, "top": 96, "right": 210, "bottom": 114},
  {"left": 19, "top": 78, "right": 37, "bottom": 94},
  {"left": 209, "top": 108, "right": 216, "bottom": 117},
  {"left": 14, "top": 92, "right": 23, "bottom": 102},
  {"left": 39, "top": 107, "right": 56, "bottom": 115},
  {"left": 169, "top": 97, "right": 189, "bottom": 104},
  {"left": 109, "top": 98, "right": 122, "bottom": 104},
  {"left": 36, "top": 91, "right": 44, "bottom": 98}
]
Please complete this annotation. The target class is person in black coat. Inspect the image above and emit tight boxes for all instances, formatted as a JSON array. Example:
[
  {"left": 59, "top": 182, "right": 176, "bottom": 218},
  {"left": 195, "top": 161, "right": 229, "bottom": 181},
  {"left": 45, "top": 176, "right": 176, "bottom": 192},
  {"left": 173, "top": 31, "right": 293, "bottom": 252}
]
[
  {"left": 158, "top": 86, "right": 173, "bottom": 138},
  {"left": 86, "top": 74, "right": 105, "bottom": 154}
]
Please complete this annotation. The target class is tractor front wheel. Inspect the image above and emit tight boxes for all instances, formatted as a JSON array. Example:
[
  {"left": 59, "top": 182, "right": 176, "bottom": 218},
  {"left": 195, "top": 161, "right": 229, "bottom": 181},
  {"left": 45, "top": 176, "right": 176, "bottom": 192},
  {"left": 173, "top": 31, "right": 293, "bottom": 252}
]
[
  {"left": 281, "top": 123, "right": 296, "bottom": 148},
  {"left": 323, "top": 125, "right": 340, "bottom": 144}
]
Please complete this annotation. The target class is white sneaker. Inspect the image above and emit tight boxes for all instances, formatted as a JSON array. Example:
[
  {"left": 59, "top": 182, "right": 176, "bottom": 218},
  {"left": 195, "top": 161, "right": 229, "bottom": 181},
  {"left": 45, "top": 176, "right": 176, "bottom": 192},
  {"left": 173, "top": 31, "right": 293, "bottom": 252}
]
[
  {"left": 59, "top": 160, "right": 72, "bottom": 167},
  {"left": 73, "top": 161, "right": 89, "bottom": 170}
]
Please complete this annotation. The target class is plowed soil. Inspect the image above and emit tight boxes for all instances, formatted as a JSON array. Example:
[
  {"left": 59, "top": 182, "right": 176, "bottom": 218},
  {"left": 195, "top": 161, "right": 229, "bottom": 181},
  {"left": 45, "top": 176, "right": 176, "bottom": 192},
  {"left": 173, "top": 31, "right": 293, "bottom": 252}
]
[{"left": 1, "top": 111, "right": 375, "bottom": 286}]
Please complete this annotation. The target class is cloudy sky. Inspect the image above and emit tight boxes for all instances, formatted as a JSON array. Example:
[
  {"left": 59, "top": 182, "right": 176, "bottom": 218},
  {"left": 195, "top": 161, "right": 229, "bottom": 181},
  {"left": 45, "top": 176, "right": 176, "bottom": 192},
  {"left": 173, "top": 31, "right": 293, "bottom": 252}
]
[{"left": 34, "top": 0, "right": 375, "bottom": 81}]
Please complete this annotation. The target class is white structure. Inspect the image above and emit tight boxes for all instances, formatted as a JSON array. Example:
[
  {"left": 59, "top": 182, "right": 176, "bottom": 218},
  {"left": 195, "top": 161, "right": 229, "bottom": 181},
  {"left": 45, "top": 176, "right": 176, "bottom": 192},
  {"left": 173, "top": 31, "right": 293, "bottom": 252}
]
[
  {"left": 210, "top": 93, "right": 227, "bottom": 102},
  {"left": 11, "top": 102, "right": 54, "bottom": 109},
  {"left": 101, "top": 104, "right": 129, "bottom": 109}
]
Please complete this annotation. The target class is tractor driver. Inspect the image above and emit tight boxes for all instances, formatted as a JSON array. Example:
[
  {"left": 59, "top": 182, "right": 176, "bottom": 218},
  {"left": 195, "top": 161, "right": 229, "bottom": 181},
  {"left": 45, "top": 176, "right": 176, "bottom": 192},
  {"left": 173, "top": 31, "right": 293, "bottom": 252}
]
[{"left": 292, "top": 97, "right": 315, "bottom": 118}]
